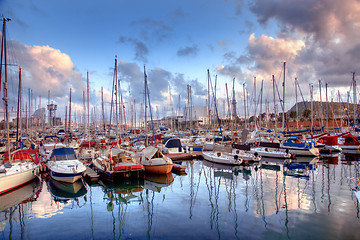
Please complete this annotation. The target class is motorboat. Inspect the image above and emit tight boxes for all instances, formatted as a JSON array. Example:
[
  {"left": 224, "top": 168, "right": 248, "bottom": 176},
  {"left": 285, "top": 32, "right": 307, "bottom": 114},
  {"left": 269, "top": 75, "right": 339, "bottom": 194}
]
[
  {"left": 92, "top": 147, "right": 144, "bottom": 181},
  {"left": 46, "top": 147, "right": 86, "bottom": 183}
]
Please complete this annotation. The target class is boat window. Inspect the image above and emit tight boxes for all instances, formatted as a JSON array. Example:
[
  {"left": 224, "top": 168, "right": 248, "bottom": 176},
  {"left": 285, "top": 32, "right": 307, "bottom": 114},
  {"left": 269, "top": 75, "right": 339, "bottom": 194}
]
[{"left": 67, "top": 154, "right": 77, "bottom": 160}]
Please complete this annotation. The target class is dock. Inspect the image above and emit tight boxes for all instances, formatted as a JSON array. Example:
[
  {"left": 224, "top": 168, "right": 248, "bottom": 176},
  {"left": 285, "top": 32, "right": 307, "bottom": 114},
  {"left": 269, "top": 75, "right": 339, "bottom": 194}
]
[{"left": 85, "top": 166, "right": 99, "bottom": 182}]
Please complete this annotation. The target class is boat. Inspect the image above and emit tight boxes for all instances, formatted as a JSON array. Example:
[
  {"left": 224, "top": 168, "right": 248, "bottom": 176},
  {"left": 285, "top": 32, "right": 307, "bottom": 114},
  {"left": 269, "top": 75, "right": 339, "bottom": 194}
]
[
  {"left": 159, "top": 138, "right": 193, "bottom": 160},
  {"left": 0, "top": 18, "right": 40, "bottom": 195},
  {"left": 40, "top": 135, "right": 67, "bottom": 155},
  {"left": 46, "top": 147, "right": 86, "bottom": 183},
  {"left": 134, "top": 146, "right": 173, "bottom": 174},
  {"left": 280, "top": 137, "right": 320, "bottom": 156},
  {"left": 252, "top": 147, "right": 292, "bottom": 159},
  {"left": 0, "top": 149, "right": 40, "bottom": 195},
  {"left": 251, "top": 147, "right": 293, "bottom": 159},
  {"left": 0, "top": 177, "right": 41, "bottom": 212},
  {"left": 201, "top": 151, "right": 243, "bottom": 165},
  {"left": 338, "top": 134, "right": 360, "bottom": 154},
  {"left": 318, "top": 135, "right": 342, "bottom": 154},
  {"left": 92, "top": 147, "right": 144, "bottom": 181},
  {"left": 172, "top": 163, "right": 186, "bottom": 174}
]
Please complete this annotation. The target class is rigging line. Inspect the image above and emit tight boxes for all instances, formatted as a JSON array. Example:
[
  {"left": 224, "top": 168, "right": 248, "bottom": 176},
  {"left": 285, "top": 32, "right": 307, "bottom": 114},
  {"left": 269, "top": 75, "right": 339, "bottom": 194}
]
[
  {"left": 146, "top": 79, "right": 156, "bottom": 143},
  {"left": 296, "top": 78, "right": 308, "bottom": 111},
  {"left": 208, "top": 70, "right": 223, "bottom": 138},
  {"left": 338, "top": 91, "right": 351, "bottom": 124},
  {"left": 274, "top": 77, "right": 290, "bottom": 131}
]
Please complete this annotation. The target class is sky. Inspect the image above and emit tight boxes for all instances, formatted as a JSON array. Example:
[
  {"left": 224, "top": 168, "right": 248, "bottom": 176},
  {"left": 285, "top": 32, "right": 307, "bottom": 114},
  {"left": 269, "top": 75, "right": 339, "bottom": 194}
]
[{"left": 1, "top": 0, "right": 360, "bottom": 123}]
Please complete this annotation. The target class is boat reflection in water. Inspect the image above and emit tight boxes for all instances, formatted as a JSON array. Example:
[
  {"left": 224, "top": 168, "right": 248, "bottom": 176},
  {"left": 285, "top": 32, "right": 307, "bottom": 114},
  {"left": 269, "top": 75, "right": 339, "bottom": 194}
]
[
  {"left": 321, "top": 153, "right": 340, "bottom": 165},
  {"left": 0, "top": 177, "right": 41, "bottom": 232},
  {"left": 203, "top": 159, "right": 252, "bottom": 180},
  {"left": 340, "top": 152, "right": 360, "bottom": 162},
  {"left": 144, "top": 173, "right": 174, "bottom": 192},
  {"left": 46, "top": 178, "right": 87, "bottom": 202},
  {"left": 99, "top": 178, "right": 144, "bottom": 206},
  {"left": 1, "top": 157, "right": 360, "bottom": 239},
  {"left": 283, "top": 161, "right": 317, "bottom": 179}
]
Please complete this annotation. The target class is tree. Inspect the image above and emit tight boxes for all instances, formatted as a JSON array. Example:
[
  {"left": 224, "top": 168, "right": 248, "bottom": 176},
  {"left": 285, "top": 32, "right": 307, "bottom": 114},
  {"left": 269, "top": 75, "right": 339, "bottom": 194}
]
[
  {"left": 302, "top": 109, "right": 311, "bottom": 119},
  {"left": 289, "top": 111, "right": 297, "bottom": 120}
]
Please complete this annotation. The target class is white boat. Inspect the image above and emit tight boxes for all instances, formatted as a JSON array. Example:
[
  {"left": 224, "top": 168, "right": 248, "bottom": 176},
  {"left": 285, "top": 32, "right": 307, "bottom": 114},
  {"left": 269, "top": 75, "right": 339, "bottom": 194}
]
[
  {"left": 0, "top": 19, "right": 40, "bottom": 195},
  {"left": 46, "top": 147, "right": 86, "bottom": 183},
  {"left": 202, "top": 151, "right": 243, "bottom": 165},
  {"left": 230, "top": 148, "right": 261, "bottom": 162},
  {"left": 133, "top": 146, "right": 173, "bottom": 174},
  {"left": 0, "top": 149, "right": 40, "bottom": 195},
  {"left": 251, "top": 147, "right": 292, "bottom": 159}
]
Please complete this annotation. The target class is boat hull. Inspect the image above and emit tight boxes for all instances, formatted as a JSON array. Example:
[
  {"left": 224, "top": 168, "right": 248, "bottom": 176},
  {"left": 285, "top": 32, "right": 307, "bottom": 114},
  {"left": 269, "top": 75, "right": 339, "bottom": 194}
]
[
  {"left": 202, "top": 152, "right": 243, "bottom": 165},
  {"left": 0, "top": 165, "right": 39, "bottom": 195},
  {"left": 144, "top": 164, "right": 173, "bottom": 174},
  {"left": 49, "top": 171, "right": 84, "bottom": 183},
  {"left": 92, "top": 161, "right": 144, "bottom": 182},
  {"left": 281, "top": 147, "right": 319, "bottom": 156}
]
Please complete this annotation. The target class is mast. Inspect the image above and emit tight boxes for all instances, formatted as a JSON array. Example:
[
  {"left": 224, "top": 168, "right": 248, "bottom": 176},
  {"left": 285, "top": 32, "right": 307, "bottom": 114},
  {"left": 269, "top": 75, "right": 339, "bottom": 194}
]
[
  {"left": 319, "top": 80, "right": 323, "bottom": 129},
  {"left": 273, "top": 75, "right": 277, "bottom": 137},
  {"left": 144, "top": 65, "right": 148, "bottom": 146},
  {"left": 1, "top": 18, "right": 11, "bottom": 158},
  {"left": 16, "top": 67, "right": 22, "bottom": 144},
  {"left": 295, "top": 78, "right": 298, "bottom": 129},
  {"left": 225, "top": 83, "right": 231, "bottom": 130},
  {"left": 259, "top": 79, "right": 264, "bottom": 129},
  {"left": 253, "top": 76, "right": 256, "bottom": 130},
  {"left": 87, "top": 72, "right": 90, "bottom": 136},
  {"left": 243, "top": 83, "right": 247, "bottom": 129},
  {"left": 310, "top": 84, "right": 313, "bottom": 135},
  {"left": 69, "top": 88, "right": 72, "bottom": 134},
  {"left": 114, "top": 57, "right": 119, "bottom": 139},
  {"left": 353, "top": 72, "right": 356, "bottom": 128},
  {"left": 231, "top": 78, "right": 237, "bottom": 130},
  {"left": 207, "top": 70, "right": 211, "bottom": 130},
  {"left": 282, "top": 61, "right": 286, "bottom": 131},
  {"left": 101, "top": 87, "right": 105, "bottom": 131},
  {"left": 325, "top": 82, "right": 328, "bottom": 130}
]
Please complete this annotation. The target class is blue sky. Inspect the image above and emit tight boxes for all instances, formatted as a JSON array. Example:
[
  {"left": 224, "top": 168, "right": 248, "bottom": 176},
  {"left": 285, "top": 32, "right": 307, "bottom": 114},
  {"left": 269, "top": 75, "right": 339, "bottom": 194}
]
[{"left": 1, "top": 0, "right": 360, "bottom": 122}]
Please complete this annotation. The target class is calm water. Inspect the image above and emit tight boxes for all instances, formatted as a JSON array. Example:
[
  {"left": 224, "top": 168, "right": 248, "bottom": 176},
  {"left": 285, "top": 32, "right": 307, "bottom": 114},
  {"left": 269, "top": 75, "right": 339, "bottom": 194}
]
[{"left": 1, "top": 155, "right": 360, "bottom": 240}]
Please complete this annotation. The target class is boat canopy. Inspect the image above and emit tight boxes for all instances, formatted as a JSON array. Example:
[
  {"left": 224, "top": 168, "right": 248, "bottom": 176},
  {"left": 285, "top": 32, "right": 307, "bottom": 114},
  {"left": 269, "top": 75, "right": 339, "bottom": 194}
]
[
  {"left": 165, "top": 138, "right": 182, "bottom": 148},
  {"left": 141, "top": 146, "right": 162, "bottom": 159},
  {"left": 51, "top": 148, "right": 77, "bottom": 160},
  {"left": 342, "top": 134, "right": 360, "bottom": 145},
  {"left": 3, "top": 149, "right": 39, "bottom": 163},
  {"left": 319, "top": 135, "right": 338, "bottom": 146}
]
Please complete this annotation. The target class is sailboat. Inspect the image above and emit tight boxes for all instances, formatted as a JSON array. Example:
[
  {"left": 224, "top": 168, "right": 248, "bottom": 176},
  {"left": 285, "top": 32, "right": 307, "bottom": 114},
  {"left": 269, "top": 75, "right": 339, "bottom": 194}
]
[
  {"left": 133, "top": 146, "right": 173, "bottom": 174},
  {"left": 0, "top": 18, "right": 40, "bottom": 195}
]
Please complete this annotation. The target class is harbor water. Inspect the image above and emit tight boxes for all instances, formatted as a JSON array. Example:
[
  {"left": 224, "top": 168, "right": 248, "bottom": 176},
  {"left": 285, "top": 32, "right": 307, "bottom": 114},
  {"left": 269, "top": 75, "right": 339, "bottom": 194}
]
[{"left": 1, "top": 155, "right": 360, "bottom": 240}]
